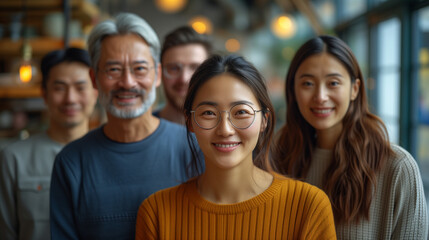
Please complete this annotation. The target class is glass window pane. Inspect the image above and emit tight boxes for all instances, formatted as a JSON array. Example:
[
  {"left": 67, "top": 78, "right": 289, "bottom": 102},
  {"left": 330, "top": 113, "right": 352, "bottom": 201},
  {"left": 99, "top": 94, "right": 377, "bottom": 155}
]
[
  {"left": 339, "top": 0, "right": 366, "bottom": 21},
  {"left": 414, "top": 6, "right": 429, "bottom": 183},
  {"left": 377, "top": 70, "right": 400, "bottom": 143},
  {"left": 375, "top": 17, "right": 401, "bottom": 144},
  {"left": 344, "top": 23, "right": 369, "bottom": 78}
]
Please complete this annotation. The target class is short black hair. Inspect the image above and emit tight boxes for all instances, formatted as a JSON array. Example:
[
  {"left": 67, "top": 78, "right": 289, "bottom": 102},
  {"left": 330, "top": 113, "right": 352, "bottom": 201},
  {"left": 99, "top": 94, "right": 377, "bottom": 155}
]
[
  {"left": 41, "top": 47, "right": 91, "bottom": 89},
  {"left": 161, "top": 26, "right": 213, "bottom": 63}
]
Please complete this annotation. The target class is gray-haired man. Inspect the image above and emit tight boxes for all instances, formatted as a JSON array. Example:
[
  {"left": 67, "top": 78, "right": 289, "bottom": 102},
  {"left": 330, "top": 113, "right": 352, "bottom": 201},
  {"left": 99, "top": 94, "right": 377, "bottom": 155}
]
[{"left": 50, "top": 13, "right": 200, "bottom": 240}]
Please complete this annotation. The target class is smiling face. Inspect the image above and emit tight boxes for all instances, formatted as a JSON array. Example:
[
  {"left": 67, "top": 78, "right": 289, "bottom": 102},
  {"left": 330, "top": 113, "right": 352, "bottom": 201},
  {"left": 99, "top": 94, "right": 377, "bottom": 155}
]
[
  {"left": 93, "top": 34, "right": 161, "bottom": 119},
  {"left": 294, "top": 52, "right": 360, "bottom": 140},
  {"left": 162, "top": 44, "right": 208, "bottom": 110},
  {"left": 190, "top": 74, "right": 264, "bottom": 170},
  {"left": 43, "top": 61, "right": 97, "bottom": 129}
]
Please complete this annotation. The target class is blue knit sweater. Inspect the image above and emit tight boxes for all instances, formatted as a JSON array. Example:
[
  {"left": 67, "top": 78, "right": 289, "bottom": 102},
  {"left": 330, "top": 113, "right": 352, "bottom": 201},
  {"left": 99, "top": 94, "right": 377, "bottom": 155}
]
[{"left": 50, "top": 120, "right": 200, "bottom": 239}]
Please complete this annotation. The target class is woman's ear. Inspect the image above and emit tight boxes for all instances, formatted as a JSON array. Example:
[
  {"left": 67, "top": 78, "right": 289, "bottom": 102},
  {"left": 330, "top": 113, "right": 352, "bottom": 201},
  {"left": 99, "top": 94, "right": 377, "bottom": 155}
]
[
  {"left": 351, "top": 79, "right": 361, "bottom": 101},
  {"left": 260, "top": 111, "right": 269, "bottom": 133},
  {"left": 185, "top": 115, "right": 194, "bottom": 133}
]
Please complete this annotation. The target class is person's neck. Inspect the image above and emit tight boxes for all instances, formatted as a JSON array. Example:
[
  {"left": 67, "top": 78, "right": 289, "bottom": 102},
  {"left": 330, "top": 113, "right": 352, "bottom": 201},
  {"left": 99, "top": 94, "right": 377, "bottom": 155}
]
[
  {"left": 197, "top": 164, "right": 273, "bottom": 204},
  {"left": 47, "top": 121, "right": 89, "bottom": 145},
  {"left": 316, "top": 127, "right": 342, "bottom": 149},
  {"left": 159, "top": 103, "right": 185, "bottom": 125},
  {"left": 103, "top": 111, "right": 160, "bottom": 143}
]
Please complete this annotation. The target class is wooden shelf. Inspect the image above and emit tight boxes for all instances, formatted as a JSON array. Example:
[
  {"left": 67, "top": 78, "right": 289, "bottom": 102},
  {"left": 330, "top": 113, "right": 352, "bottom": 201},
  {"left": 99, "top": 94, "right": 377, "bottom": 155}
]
[
  {"left": 0, "top": 0, "right": 100, "bottom": 99},
  {"left": 0, "top": 0, "right": 79, "bottom": 8},
  {"left": 0, "top": 85, "right": 41, "bottom": 98},
  {"left": 0, "top": 0, "right": 100, "bottom": 136},
  {"left": 0, "top": 38, "right": 86, "bottom": 58},
  {"left": 0, "top": 0, "right": 100, "bottom": 57},
  {"left": 0, "top": 0, "right": 100, "bottom": 23}
]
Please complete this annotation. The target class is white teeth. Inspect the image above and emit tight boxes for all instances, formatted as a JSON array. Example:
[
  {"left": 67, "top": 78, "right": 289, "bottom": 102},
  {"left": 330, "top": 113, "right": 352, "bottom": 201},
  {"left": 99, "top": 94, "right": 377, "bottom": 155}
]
[
  {"left": 215, "top": 143, "right": 239, "bottom": 148},
  {"left": 313, "top": 109, "right": 332, "bottom": 114}
]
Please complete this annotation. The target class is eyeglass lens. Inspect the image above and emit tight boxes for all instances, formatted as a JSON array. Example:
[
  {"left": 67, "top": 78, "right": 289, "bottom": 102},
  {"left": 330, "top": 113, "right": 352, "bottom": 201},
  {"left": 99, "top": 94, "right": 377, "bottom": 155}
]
[
  {"left": 163, "top": 63, "right": 200, "bottom": 78},
  {"left": 105, "top": 63, "right": 152, "bottom": 79},
  {"left": 193, "top": 103, "right": 257, "bottom": 129}
]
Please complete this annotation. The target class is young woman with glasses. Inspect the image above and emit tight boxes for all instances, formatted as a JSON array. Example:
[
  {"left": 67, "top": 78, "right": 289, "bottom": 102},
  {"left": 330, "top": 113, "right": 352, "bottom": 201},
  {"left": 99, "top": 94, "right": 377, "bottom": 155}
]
[
  {"left": 135, "top": 54, "right": 337, "bottom": 239},
  {"left": 272, "top": 35, "right": 428, "bottom": 239}
]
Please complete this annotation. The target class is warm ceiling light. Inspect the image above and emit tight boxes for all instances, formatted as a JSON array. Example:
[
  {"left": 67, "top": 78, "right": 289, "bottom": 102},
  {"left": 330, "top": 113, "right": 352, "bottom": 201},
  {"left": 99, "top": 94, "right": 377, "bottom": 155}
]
[
  {"left": 155, "top": 0, "right": 187, "bottom": 13},
  {"left": 189, "top": 16, "right": 212, "bottom": 34},
  {"left": 271, "top": 14, "right": 296, "bottom": 39},
  {"left": 19, "top": 64, "right": 32, "bottom": 83},
  {"left": 225, "top": 38, "right": 240, "bottom": 52},
  {"left": 16, "top": 41, "right": 37, "bottom": 83}
]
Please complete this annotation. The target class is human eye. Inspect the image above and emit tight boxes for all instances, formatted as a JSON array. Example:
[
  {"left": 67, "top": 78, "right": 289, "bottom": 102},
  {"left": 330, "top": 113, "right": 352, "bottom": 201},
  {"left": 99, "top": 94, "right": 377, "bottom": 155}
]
[
  {"left": 196, "top": 106, "right": 218, "bottom": 119},
  {"left": 52, "top": 83, "right": 66, "bottom": 91},
  {"left": 302, "top": 81, "right": 314, "bottom": 87},
  {"left": 296, "top": 77, "right": 314, "bottom": 87},
  {"left": 76, "top": 84, "right": 87, "bottom": 92},
  {"left": 165, "top": 64, "right": 181, "bottom": 75},
  {"left": 133, "top": 65, "right": 149, "bottom": 77},
  {"left": 232, "top": 104, "right": 254, "bottom": 119},
  {"left": 201, "top": 110, "right": 217, "bottom": 117},
  {"left": 106, "top": 65, "right": 122, "bottom": 77},
  {"left": 329, "top": 80, "right": 340, "bottom": 87},
  {"left": 53, "top": 86, "right": 66, "bottom": 91}
]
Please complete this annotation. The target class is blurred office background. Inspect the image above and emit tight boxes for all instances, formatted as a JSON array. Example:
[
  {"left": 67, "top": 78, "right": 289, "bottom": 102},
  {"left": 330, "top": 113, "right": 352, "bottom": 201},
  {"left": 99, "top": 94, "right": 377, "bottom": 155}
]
[{"left": 0, "top": 0, "right": 428, "bottom": 199}]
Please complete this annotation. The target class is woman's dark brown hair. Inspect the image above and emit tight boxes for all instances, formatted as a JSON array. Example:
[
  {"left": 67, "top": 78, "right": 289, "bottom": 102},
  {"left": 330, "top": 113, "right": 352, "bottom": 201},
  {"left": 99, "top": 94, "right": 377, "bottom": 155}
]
[{"left": 272, "top": 35, "right": 395, "bottom": 223}]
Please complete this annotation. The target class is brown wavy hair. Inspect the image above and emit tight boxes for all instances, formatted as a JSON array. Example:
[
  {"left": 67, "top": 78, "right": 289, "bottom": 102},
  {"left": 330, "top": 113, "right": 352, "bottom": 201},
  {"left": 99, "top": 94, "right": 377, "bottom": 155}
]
[{"left": 272, "top": 35, "right": 395, "bottom": 223}]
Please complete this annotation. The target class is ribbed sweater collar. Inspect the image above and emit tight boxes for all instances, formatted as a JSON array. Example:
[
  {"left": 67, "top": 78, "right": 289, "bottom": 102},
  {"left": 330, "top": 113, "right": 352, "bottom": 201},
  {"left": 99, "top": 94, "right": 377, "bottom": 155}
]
[{"left": 185, "top": 176, "right": 284, "bottom": 214}]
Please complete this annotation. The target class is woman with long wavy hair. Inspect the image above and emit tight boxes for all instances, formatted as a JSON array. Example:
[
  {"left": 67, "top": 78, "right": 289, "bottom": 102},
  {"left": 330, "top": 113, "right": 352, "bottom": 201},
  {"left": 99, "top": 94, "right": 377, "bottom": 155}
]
[{"left": 272, "top": 35, "right": 428, "bottom": 239}]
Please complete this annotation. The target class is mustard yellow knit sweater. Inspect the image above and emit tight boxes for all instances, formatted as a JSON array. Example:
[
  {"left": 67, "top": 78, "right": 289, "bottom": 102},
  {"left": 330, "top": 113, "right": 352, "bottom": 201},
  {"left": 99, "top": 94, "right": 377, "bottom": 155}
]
[{"left": 136, "top": 175, "right": 336, "bottom": 240}]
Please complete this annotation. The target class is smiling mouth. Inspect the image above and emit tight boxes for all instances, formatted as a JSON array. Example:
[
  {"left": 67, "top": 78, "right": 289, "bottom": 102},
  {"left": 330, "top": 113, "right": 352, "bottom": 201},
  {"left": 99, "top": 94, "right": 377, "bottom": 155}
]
[
  {"left": 311, "top": 108, "right": 333, "bottom": 114},
  {"left": 214, "top": 143, "right": 240, "bottom": 148},
  {"left": 116, "top": 94, "right": 139, "bottom": 99}
]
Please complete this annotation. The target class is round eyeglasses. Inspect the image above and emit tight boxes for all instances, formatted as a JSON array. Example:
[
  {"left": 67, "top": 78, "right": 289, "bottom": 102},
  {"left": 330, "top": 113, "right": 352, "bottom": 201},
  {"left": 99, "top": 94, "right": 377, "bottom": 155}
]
[
  {"left": 162, "top": 63, "right": 200, "bottom": 79},
  {"left": 190, "top": 103, "right": 263, "bottom": 130},
  {"left": 103, "top": 64, "right": 154, "bottom": 80}
]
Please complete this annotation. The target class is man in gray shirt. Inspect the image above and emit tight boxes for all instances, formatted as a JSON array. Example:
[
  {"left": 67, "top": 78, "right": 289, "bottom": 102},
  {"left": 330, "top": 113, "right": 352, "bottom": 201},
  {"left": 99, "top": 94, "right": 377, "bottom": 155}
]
[{"left": 0, "top": 47, "right": 98, "bottom": 240}]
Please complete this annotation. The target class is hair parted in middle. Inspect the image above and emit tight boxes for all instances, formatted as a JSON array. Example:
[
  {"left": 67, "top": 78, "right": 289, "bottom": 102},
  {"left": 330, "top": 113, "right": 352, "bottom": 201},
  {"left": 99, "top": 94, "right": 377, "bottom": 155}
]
[
  {"left": 272, "top": 35, "right": 395, "bottom": 223},
  {"left": 183, "top": 54, "right": 276, "bottom": 176}
]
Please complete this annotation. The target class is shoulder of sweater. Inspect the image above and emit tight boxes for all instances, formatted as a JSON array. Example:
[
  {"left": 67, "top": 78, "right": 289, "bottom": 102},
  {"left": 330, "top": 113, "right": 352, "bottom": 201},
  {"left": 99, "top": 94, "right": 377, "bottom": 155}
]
[
  {"left": 385, "top": 144, "right": 420, "bottom": 173},
  {"left": 1, "top": 132, "right": 57, "bottom": 154},
  {"left": 159, "top": 119, "right": 187, "bottom": 133},
  {"left": 147, "top": 178, "right": 195, "bottom": 199},
  {"left": 57, "top": 127, "right": 100, "bottom": 152},
  {"left": 390, "top": 144, "right": 414, "bottom": 160},
  {"left": 272, "top": 175, "right": 333, "bottom": 218},
  {"left": 274, "top": 174, "right": 330, "bottom": 200}
]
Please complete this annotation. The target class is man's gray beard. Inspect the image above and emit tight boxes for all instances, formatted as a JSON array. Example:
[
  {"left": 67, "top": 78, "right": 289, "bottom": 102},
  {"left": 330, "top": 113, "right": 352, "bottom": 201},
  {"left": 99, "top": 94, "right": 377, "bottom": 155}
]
[{"left": 98, "top": 83, "right": 156, "bottom": 119}]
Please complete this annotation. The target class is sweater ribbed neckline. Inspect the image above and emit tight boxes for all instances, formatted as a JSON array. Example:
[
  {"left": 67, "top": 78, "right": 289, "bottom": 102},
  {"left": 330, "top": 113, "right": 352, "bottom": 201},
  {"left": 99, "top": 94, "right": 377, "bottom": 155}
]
[{"left": 186, "top": 175, "right": 284, "bottom": 214}]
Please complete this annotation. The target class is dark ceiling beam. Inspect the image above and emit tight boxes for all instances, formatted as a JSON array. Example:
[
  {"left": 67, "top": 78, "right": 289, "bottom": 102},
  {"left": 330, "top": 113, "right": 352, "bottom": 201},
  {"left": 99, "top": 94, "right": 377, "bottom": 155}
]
[{"left": 287, "top": 0, "right": 325, "bottom": 35}]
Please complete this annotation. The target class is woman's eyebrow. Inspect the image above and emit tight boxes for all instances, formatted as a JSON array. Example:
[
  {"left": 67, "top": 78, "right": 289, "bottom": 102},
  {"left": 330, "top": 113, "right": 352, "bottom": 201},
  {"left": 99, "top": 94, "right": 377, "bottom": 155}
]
[
  {"left": 195, "top": 100, "right": 255, "bottom": 108},
  {"left": 229, "top": 100, "right": 254, "bottom": 107},
  {"left": 195, "top": 101, "right": 217, "bottom": 108}
]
